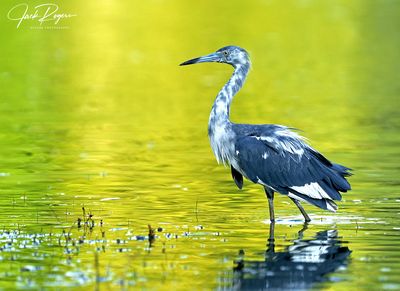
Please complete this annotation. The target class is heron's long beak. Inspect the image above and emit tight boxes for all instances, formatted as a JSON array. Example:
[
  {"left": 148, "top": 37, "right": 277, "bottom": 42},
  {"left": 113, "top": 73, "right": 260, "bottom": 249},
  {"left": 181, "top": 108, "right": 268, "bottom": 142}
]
[{"left": 180, "top": 52, "right": 221, "bottom": 66}]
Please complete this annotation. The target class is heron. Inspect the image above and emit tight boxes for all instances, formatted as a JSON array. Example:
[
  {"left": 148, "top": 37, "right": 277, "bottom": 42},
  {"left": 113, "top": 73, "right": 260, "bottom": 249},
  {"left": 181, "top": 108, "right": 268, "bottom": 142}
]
[{"left": 180, "top": 46, "right": 352, "bottom": 222}]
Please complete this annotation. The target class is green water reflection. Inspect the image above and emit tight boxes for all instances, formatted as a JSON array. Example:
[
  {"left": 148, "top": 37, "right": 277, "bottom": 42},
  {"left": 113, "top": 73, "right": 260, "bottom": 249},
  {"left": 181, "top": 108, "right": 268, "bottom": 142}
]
[{"left": 0, "top": 0, "right": 399, "bottom": 289}]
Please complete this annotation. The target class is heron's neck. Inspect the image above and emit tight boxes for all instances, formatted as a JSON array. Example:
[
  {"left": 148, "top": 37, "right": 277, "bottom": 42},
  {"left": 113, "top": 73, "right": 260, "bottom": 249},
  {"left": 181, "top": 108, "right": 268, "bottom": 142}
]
[{"left": 209, "top": 63, "right": 250, "bottom": 127}]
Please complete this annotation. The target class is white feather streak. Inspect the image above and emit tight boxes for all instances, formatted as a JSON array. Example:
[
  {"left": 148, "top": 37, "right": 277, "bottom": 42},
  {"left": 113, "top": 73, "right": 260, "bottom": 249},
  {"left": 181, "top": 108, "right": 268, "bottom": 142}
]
[{"left": 291, "top": 182, "right": 331, "bottom": 199}]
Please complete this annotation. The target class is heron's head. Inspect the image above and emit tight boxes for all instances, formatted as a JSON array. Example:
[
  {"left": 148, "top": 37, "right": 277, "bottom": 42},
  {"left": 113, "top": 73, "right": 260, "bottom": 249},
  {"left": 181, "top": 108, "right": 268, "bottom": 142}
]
[{"left": 180, "top": 46, "right": 250, "bottom": 68}]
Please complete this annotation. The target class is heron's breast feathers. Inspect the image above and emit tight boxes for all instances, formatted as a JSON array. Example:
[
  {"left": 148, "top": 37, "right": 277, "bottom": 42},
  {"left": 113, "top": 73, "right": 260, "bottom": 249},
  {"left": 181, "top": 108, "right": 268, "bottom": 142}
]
[{"left": 208, "top": 124, "right": 236, "bottom": 165}]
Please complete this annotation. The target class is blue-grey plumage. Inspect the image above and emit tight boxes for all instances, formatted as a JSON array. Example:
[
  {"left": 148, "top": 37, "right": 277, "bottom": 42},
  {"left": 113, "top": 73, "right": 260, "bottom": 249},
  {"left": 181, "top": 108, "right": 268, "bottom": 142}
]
[{"left": 180, "top": 46, "right": 352, "bottom": 222}]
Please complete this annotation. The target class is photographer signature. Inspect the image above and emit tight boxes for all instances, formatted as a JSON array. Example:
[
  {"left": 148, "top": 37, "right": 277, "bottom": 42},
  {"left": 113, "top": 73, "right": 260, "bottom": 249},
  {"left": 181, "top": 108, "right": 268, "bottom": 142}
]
[{"left": 7, "top": 3, "right": 77, "bottom": 28}]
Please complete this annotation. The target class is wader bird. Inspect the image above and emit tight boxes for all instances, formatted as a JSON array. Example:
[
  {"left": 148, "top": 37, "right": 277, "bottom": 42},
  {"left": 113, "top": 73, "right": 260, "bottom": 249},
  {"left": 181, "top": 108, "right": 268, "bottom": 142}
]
[{"left": 180, "top": 46, "right": 351, "bottom": 222}]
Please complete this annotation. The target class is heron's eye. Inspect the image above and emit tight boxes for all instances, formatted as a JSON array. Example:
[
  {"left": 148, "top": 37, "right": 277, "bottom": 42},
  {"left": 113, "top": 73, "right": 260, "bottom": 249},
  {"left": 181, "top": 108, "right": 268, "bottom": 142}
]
[{"left": 223, "top": 51, "right": 229, "bottom": 56}]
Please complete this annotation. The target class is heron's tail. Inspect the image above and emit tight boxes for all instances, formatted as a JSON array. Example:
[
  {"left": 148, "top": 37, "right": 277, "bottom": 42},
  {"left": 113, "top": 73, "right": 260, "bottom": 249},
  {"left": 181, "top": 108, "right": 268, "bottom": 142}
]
[
  {"left": 328, "top": 163, "right": 352, "bottom": 193},
  {"left": 309, "top": 150, "right": 352, "bottom": 192},
  {"left": 331, "top": 163, "right": 352, "bottom": 177}
]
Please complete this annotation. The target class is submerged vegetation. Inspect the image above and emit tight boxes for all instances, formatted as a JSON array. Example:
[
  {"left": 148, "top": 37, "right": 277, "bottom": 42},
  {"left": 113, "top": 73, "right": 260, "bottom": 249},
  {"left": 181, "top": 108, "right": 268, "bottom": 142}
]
[{"left": 0, "top": 208, "right": 219, "bottom": 288}]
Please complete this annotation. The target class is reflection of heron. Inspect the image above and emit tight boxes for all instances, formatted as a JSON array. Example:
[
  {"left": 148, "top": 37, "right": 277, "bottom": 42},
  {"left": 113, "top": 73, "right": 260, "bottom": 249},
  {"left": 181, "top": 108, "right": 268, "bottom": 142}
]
[
  {"left": 232, "top": 224, "right": 351, "bottom": 290},
  {"left": 181, "top": 46, "right": 352, "bottom": 222}
]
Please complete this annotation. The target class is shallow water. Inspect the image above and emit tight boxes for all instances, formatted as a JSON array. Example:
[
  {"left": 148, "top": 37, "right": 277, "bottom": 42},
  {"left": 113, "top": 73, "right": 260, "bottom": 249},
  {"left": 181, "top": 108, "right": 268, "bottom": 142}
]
[{"left": 0, "top": 0, "right": 399, "bottom": 290}]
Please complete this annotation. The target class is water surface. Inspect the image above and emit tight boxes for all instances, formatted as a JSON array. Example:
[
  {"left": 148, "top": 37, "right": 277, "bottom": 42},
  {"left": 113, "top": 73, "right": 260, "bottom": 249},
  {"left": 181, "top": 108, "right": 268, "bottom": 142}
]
[{"left": 0, "top": 0, "right": 399, "bottom": 289}]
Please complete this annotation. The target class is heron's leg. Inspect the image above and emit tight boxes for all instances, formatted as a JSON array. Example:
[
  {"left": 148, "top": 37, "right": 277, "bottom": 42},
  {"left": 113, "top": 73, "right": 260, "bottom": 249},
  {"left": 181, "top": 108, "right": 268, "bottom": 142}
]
[
  {"left": 290, "top": 198, "right": 311, "bottom": 222},
  {"left": 266, "top": 222, "right": 275, "bottom": 255},
  {"left": 268, "top": 221, "right": 275, "bottom": 242},
  {"left": 264, "top": 187, "right": 275, "bottom": 222}
]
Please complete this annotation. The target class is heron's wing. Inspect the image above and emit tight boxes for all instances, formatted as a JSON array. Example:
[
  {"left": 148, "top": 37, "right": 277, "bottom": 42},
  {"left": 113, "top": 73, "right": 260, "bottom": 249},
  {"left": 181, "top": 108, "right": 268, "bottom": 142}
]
[
  {"left": 231, "top": 166, "right": 243, "bottom": 189},
  {"left": 234, "top": 132, "right": 350, "bottom": 210}
]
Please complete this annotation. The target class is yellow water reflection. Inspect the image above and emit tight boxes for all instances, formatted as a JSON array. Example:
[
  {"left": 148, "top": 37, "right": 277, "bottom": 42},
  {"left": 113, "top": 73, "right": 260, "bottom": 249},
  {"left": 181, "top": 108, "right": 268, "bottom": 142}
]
[{"left": 0, "top": 0, "right": 399, "bottom": 289}]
